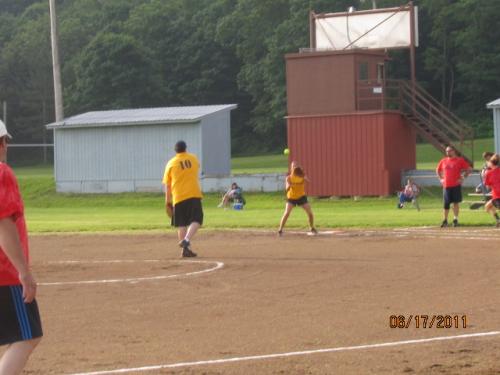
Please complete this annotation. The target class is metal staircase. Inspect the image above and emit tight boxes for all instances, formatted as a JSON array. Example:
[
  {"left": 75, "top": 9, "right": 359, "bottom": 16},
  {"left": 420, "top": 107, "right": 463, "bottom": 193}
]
[
  {"left": 357, "top": 79, "right": 474, "bottom": 166},
  {"left": 391, "top": 80, "right": 474, "bottom": 166}
]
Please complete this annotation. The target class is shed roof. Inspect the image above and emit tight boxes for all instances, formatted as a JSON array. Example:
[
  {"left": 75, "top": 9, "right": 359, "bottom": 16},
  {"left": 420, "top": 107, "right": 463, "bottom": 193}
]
[
  {"left": 487, "top": 98, "right": 500, "bottom": 109},
  {"left": 46, "top": 104, "right": 237, "bottom": 129}
]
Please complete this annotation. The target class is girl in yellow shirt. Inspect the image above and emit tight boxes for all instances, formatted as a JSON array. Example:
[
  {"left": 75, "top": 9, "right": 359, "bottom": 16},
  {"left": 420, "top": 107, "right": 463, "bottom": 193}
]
[{"left": 278, "top": 161, "right": 317, "bottom": 236}]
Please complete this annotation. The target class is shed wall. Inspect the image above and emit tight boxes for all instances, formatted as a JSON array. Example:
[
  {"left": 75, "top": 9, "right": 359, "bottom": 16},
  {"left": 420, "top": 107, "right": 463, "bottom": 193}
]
[
  {"left": 286, "top": 54, "right": 355, "bottom": 115},
  {"left": 201, "top": 111, "right": 231, "bottom": 175},
  {"left": 54, "top": 123, "right": 200, "bottom": 182},
  {"left": 287, "top": 112, "right": 416, "bottom": 196},
  {"left": 494, "top": 108, "right": 500, "bottom": 154},
  {"left": 383, "top": 115, "right": 416, "bottom": 190}
]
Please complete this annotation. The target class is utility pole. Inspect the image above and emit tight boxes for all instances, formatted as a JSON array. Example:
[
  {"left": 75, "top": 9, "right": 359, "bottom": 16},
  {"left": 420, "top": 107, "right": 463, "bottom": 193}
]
[{"left": 49, "top": 0, "right": 64, "bottom": 121}]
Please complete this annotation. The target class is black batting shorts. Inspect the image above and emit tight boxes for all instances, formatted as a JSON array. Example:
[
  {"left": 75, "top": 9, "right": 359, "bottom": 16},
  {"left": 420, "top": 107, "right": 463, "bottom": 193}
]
[
  {"left": 287, "top": 196, "right": 308, "bottom": 206},
  {"left": 172, "top": 198, "right": 204, "bottom": 227},
  {"left": 0, "top": 285, "right": 43, "bottom": 346},
  {"left": 443, "top": 185, "right": 462, "bottom": 209},
  {"left": 492, "top": 198, "right": 500, "bottom": 209}
]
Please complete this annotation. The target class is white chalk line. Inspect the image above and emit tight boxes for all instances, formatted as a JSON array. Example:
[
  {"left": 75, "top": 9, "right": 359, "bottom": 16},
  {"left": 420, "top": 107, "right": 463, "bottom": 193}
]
[
  {"left": 39, "top": 260, "right": 224, "bottom": 286},
  {"left": 48, "top": 260, "right": 162, "bottom": 264},
  {"left": 255, "top": 227, "right": 500, "bottom": 240},
  {"left": 68, "top": 331, "right": 500, "bottom": 375}
]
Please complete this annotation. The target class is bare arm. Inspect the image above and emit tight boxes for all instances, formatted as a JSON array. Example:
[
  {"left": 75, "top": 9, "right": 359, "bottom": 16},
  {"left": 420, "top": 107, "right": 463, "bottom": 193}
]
[
  {"left": 436, "top": 162, "right": 445, "bottom": 183},
  {"left": 463, "top": 166, "right": 472, "bottom": 178},
  {"left": 164, "top": 184, "right": 173, "bottom": 217},
  {"left": 165, "top": 185, "right": 173, "bottom": 205},
  {"left": 0, "top": 217, "right": 37, "bottom": 302},
  {"left": 285, "top": 176, "right": 291, "bottom": 192},
  {"left": 436, "top": 168, "right": 443, "bottom": 180}
]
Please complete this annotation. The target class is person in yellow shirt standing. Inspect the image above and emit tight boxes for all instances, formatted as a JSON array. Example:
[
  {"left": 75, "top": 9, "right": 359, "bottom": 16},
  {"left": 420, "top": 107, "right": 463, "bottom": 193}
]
[
  {"left": 278, "top": 161, "right": 317, "bottom": 236},
  {"left": 162, "top": 141, "right": 203, "bottom": 257}
]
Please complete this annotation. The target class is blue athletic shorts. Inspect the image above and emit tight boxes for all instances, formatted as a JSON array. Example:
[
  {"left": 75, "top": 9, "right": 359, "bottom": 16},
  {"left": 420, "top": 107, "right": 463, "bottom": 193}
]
[
  {"left": 443, "top": 185, "right": 462, "bottom": 209},
  {"left": 0, "top": 285, "right": 43, "bottom": 346},
  {"left": 492, "top": 198, "right": 500, "bottom": 209}
]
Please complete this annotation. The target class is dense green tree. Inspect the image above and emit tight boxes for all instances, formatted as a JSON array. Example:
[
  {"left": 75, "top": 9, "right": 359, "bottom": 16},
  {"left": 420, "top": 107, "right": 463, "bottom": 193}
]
[
  {"left": 1, "top": 0, "right": 499, "bottom": 150},
  {"left": 0, "top": 0, "right": 40, "bottom": 15},
  {"left": 66, "top": 32, "right": 163, "bottom": 112},
  {"left": 453, "top": 1, "right": 500, "bottom": 114},
  {"left": 0, "top": 2, "right": 53, "bottom": 141},
  {"left": 125, "top": 0, "right": 255, "bottom": 150}
]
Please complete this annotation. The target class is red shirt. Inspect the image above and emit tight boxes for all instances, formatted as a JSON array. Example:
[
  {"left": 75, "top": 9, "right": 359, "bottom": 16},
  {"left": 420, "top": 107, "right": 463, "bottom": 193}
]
[
  {"left": 0, "top": 163, "right": 29, "bottom": 286},
  {"left": 436, "top": 157, "right": 470, "bottom": 188},
  {"left": 484, "top": 167, "right": 500, "bottom": 200}
]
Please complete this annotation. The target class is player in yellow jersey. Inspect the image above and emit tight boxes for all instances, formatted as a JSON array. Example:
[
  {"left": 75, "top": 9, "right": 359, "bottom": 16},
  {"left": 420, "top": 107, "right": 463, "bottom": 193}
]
[
  {"left": 162, "top": 141, "right": 203, "bottom": 257},
  {"left": 278, "top": 161, "right": 317, "bottom": 236}
]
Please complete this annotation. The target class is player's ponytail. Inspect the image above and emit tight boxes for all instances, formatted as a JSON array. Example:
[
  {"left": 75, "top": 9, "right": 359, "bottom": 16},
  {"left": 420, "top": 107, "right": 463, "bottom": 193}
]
[{"left": 293, "top": 165, "right": 304, "bottom": 177}]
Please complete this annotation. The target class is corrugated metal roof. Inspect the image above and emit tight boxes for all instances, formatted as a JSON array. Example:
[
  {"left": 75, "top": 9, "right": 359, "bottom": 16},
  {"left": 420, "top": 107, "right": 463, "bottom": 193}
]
[
  {"left": 487, "top": 98, "right": 500, "bottom": 109},
  {"left": 46, "top": 104, "right": 237, "bottom": 129}
]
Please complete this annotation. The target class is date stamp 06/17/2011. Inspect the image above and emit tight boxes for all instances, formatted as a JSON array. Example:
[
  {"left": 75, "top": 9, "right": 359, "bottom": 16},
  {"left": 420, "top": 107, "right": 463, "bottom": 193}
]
[{"left": 389, "top": 315, "right": 468, "bottom": 329}]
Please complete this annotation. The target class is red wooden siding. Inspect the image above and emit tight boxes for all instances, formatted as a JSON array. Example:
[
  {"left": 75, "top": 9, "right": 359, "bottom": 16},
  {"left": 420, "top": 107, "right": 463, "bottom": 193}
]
[
  {"left": 287, "top": 112, "right": 416, "bottom": 196},
  {"left": 285, "top": 50, "right": 387, "bottom": 116}
]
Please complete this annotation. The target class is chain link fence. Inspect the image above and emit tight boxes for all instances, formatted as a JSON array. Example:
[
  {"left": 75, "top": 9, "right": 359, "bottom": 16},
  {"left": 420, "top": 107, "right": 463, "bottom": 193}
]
[{"left": 7, "top": 144, "right": 54, "bottom": 167}]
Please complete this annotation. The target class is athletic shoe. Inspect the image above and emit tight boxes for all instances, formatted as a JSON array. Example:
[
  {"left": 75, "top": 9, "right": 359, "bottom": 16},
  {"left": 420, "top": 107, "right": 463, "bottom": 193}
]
[
  {"left": 452, "top": 219, "right": 459, "bottom": 227},
  {"left": 310, "top": 227, "right": 318, "bottom": 235},
  {"left": 496, "top": 220, "right": 500, "bottom": 228},
  {"left": 178, "top": 239, "right": 190, "bottom": 249},
  {"left": 440, "top": 220, "right": 448, "bottom": 228},
  {"left": 277, "top": 230, "right": 283, "bottom": 237},
  {"left": 182, "top": 247, "right": 197, "bottom": 258},
  {"left": 397, "top": 203, "right": 403, "bottom": 209},
  {"left": 217, "top": 203, "right": 223, "bottom": 208},
  {"left": 178, "top": 239, "right": 197, "bottom": 257}
]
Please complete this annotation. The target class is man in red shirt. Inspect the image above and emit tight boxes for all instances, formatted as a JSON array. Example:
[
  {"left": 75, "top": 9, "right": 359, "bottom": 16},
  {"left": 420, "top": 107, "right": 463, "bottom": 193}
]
[
  {"left": 0, "top": 120, "right": 42, "bottom": 374},
  {"left": 436, "top": 146, "right": 471, "bottom": 227},
  {"left": 484, "top": 154, "right": 500, "bottom": 227}
]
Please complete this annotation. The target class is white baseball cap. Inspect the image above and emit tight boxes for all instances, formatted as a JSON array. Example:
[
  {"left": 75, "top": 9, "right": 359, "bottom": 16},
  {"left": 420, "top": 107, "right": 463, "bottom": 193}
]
[{"left": 0, "top": 120, "right": 11, "bottom": 139}]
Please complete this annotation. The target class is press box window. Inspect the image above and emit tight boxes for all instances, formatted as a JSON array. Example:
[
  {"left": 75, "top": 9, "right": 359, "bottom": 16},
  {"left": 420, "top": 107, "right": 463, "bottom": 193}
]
[{"left": 358, "top": 62, "right": 368, "bottom": 80}]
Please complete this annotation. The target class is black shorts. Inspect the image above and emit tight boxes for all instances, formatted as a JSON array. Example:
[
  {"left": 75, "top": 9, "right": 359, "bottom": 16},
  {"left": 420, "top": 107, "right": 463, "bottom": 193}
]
[
  {"left": 492, "top": 198, "right": 500, "bottom": 209},
  {"left": 287, "top": 196, "right": 308, "bottom": 206},
  {"left": 173, "top": 198, "right": 203, "bottom": 227},
  {"left": 443, "top": 185, "right": 462, "bottom": 209},
  {"left": 0, "top": 285, "right": 43, "bottom": 346}
]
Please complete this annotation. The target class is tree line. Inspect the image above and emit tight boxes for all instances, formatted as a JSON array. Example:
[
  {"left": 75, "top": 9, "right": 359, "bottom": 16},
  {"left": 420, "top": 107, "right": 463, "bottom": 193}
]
[{"left": 0, "top": 0, "right": 499, "bottom": 154}]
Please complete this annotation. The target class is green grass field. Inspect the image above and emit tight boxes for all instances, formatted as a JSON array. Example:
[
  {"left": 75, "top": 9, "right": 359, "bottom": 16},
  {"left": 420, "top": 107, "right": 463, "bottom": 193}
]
[{"left": 13, "top": 139, "right": 496, "bottom": 233}]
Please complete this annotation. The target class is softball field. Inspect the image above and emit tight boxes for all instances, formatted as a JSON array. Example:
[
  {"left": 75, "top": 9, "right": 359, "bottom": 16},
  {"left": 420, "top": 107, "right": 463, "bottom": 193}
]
[{"left": 10, "top": 228, "right": 500, "bottom": 374}]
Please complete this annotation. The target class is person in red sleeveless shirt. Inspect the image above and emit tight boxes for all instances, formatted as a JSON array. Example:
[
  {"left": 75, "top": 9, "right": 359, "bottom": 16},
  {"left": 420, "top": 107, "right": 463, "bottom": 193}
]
[
  {"left": 483, "top": 154, "right": 500, "bottom": 227},
  {"left": 0, "top": 120, "right": 42, "bottom": 374},
  {"left": 436, "top": 146, "right": 471, "bottom": 227}
]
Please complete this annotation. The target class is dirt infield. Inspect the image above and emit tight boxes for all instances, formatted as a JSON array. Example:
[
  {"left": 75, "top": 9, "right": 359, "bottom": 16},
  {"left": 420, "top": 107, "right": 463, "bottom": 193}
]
[{"left": 6, "top": 228, "right": 500, "bottom": 374}]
